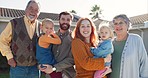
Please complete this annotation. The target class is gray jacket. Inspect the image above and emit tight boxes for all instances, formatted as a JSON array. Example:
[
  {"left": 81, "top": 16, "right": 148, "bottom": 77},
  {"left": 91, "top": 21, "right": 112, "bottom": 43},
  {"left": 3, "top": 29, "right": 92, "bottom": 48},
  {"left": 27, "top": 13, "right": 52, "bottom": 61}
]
[{"left": 118, "top": 34, "right": 148, "bottom": 78}]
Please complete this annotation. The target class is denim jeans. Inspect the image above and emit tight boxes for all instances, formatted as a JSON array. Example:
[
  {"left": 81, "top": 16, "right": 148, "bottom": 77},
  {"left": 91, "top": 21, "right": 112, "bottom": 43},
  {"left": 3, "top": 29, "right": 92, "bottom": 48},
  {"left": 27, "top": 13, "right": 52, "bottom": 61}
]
[{"left": 10, "top": 65, "right": 40, "bottom": 78}]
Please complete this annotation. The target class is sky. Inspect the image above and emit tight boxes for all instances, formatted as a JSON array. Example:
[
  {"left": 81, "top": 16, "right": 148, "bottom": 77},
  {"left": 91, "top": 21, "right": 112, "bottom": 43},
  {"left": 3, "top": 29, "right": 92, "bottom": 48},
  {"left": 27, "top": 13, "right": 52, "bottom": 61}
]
[{"left": 0, "top": 0, "right": 147, "bottom": 21}]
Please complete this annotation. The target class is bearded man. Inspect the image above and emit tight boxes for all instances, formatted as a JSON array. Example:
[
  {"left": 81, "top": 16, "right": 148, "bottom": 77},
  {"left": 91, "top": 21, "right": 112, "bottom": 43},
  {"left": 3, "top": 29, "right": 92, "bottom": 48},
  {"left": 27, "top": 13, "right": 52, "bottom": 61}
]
[{"left": 39, "top": 11, "right": 76, "bottom": 78}]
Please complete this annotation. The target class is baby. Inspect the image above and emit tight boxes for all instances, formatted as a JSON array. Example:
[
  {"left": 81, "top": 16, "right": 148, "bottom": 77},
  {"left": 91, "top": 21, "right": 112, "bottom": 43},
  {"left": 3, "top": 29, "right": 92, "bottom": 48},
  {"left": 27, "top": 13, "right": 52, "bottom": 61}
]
[{"left": 91, "top": 24, "right": 114, "bottom": 78}]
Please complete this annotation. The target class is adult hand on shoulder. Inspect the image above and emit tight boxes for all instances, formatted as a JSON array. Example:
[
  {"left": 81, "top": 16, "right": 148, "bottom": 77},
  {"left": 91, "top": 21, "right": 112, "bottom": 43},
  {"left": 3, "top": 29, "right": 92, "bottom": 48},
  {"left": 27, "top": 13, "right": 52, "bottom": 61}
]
[
  {"left": 38, "top": 64, "right": 53, "bottom": 74},
  {"left": 104, "top": 55, "right": 112, "bottom": 63},
  {"left": 8, "top": 58, "right": 16, "bottom": 67}
]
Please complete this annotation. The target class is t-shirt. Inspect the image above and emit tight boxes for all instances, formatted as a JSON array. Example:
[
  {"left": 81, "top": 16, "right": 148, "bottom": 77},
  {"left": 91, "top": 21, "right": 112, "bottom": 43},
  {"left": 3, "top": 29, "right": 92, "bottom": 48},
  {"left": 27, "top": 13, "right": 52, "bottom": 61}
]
[{"left": 110, "top": 40, "right": 126, "bottom": 78}]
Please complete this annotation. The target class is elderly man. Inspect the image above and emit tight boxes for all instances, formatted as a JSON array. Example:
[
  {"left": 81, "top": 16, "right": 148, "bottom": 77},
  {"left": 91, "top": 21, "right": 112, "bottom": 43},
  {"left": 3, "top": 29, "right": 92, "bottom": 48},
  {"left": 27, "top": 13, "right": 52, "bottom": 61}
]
[{"left": 0, "top": 0, "right": 41, "bottom": 78}]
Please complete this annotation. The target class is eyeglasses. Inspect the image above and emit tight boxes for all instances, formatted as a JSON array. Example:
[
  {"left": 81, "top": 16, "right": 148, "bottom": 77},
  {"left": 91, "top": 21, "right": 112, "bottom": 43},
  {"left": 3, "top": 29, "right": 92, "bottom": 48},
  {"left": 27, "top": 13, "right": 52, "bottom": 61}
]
[{"left": 113, "top": 22, "right": 126, "bottom": 26}]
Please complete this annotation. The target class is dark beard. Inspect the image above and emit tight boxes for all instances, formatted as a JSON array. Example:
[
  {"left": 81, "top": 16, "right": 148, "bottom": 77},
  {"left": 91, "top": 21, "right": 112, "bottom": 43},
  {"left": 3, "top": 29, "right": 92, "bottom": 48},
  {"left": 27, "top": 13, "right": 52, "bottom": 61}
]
[{"left": 60, "top": 23, "right": 70, "bottom": 30}]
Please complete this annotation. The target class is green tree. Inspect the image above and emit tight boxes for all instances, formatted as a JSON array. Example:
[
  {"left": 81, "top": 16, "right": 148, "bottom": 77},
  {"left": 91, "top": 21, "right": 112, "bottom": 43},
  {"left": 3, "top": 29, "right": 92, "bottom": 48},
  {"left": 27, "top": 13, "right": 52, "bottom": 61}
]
[
  {"left": 89, "top": 5, "right": 103, "bottom": 20},
  {"left": 70, "top": 10, "right": 77, "bottom": 14}
]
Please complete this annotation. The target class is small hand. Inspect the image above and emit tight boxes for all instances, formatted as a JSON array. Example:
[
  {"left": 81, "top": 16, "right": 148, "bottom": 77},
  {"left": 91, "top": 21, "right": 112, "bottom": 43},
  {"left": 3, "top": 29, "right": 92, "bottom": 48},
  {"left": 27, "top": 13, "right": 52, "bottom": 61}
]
[
  {"left": 8, "top": 58, "right": 16, "bottom": 67},
  {"left": 38, "top": 64, "right": 53, "bottom": 74},
  {"left": 101, "top": 67, "right": 112, "bottom": 77},
  {"left": 104, "top": 54, "right": 111, "bottom": 63},
  {"left": 40, "top": 64, "right": 47, "bottom": 68}
]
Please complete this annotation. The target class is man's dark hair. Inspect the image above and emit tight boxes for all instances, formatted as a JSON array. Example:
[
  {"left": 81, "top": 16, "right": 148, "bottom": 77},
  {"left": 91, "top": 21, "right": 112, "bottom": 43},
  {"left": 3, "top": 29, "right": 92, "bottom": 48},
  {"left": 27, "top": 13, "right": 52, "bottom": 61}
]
[{"left": 59, "top": 11, "right": 73, "bottom": 20}]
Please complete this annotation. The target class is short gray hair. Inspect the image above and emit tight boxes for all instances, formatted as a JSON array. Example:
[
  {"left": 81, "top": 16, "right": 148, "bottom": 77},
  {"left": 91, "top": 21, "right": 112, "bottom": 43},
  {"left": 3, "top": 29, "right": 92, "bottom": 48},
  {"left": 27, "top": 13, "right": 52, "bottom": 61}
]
[
  {"left": 112, "top": 14, "right": 131, "bottom": 30},
  {"left": 25, "top": 0, "right": 40, "bottom": 11}
]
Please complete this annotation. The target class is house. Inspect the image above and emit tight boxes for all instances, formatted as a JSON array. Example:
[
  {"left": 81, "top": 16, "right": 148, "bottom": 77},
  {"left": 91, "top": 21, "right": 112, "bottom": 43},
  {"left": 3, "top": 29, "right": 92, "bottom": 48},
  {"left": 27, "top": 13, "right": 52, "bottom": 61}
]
[
  {"left": 0, "top": 7, "right": 80, "bottom": 33},
  {"left": 129, "top": 14, "right": 148, "bottom": 53},
  {"left": 93, "top": 19, "right": 110, "bottom": 30}
]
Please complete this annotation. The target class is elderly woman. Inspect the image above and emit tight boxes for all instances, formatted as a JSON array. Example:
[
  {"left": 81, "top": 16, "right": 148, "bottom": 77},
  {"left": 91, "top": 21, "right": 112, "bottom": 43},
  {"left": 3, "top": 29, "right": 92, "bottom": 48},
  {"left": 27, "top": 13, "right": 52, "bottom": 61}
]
[{"left": 109, "top": 14, "right": 148, "bottom": 78}]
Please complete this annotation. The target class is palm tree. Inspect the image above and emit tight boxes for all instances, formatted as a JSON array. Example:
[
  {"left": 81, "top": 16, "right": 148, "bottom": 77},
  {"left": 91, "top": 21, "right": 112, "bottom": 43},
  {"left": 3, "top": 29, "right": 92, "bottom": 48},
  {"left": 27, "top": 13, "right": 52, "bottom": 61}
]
[
  {"left": 70, "top": 10, "right": 77, "bottom": 14},
  {"left": 89, "top": 5, "right": 103, "bottom": 20}
]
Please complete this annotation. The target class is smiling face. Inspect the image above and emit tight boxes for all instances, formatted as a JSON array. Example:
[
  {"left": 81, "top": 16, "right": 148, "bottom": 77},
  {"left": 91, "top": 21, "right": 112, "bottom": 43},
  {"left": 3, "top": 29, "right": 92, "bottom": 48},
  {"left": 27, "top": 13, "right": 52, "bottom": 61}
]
[
  {"left": 42, "top": 22, "right": 54, "bottom": 35},
  {"left": 79, "top": 20, "right": 92, "bottom": 38},
  {"left": 113, "top": 17, "right": 128, "bottom": 36},
  {"left": 41, "top": 19, "right": 54, "bottom": 35},
  {"left": 59, "top": 15, "right": 72, "bottom": 31},
  {"left": 25, "top": 1, "right": 40, "bottom": 22}
]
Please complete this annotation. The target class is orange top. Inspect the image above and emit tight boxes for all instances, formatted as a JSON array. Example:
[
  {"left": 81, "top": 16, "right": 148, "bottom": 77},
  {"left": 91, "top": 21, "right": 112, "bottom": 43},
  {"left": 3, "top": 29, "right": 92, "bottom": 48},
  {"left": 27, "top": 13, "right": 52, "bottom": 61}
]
[
  {"left": 71, "top": 38, "right": 106, "bottom": 78},
  {"left": 39, "top": 33, "right": 61, "bottom": 48}
]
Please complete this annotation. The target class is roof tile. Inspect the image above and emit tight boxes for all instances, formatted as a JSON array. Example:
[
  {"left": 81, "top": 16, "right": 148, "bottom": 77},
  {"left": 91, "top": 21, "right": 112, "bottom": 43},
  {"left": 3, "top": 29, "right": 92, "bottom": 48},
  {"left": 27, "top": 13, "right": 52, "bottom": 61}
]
[
  {"left": 0, "top": 7, "right": 79, "bottom": 22},
  {"left": 130, "top": 13, "right": 148, "bottom": 25}
]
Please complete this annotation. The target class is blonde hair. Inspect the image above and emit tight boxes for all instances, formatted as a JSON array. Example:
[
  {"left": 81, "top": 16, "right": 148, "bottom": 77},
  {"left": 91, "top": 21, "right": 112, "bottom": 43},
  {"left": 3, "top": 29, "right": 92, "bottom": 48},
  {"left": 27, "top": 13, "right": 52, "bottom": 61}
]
[
  {"left": 98, "top": 22, "right": 114, "bottom": 39},
  {"left": 42, "top": 18, "right": 54, "bottom": 27}
]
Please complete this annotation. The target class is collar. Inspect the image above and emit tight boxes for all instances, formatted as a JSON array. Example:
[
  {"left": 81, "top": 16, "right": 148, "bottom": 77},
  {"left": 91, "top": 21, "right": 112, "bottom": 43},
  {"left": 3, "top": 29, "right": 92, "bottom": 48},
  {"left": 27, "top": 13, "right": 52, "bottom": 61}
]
[
  {"left": 57, "top": 29, "right": 71, "bottom": 36},
  {"left": 24, "top": 15, "right": 36, "bottom": 25}
]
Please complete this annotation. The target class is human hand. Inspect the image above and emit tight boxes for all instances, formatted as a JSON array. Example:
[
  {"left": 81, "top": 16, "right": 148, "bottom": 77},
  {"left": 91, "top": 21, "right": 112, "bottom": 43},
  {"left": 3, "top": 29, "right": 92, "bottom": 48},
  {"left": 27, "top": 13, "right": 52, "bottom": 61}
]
[
  {"left": 90, "top": 47, "right": 95, "bottom": 52},
  {"left": 50, "top": 30, "right": 55, "bottom": 34},
  {"left": 38, "top": 64, "right": 53, "bottom": 74},
  {"left": 101, "top": 67, "right": 112, "bottom": 77},
  {"left": 46, "top": 30, "right": 55, "bottom": 35},
  {"left": 40, "top": 64, "right": 47, "bottom": 68},
  {"left": 8, "top": 58, "right": 16, "bottom": 67},
  {"left": 104, "top": 54, "right": 111, "bottom": 63}
]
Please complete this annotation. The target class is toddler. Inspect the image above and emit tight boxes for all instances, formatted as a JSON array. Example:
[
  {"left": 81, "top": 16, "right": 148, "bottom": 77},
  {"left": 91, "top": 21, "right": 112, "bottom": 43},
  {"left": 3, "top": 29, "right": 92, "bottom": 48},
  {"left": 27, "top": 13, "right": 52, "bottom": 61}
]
[
  {"left": 91, "top": 24, "right": 114, "bottom": 78},
  {"left": 36, "top": 18, "right": 62, "bottom": 78}
]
